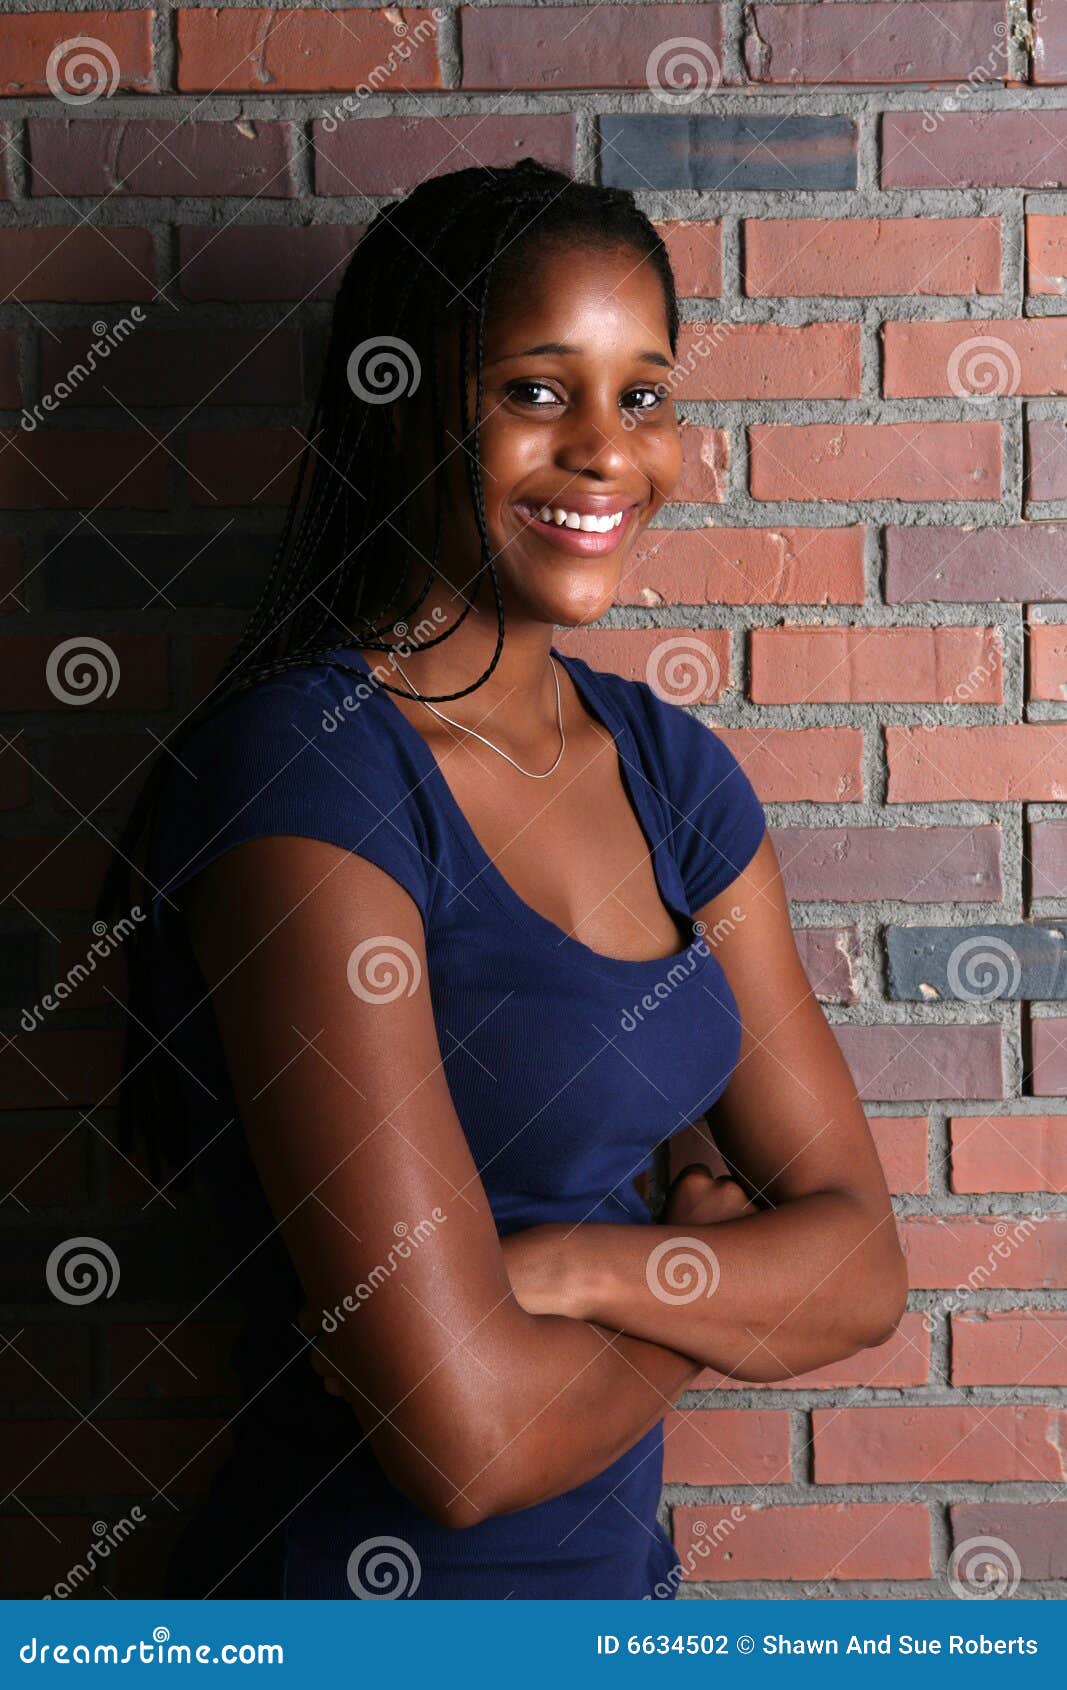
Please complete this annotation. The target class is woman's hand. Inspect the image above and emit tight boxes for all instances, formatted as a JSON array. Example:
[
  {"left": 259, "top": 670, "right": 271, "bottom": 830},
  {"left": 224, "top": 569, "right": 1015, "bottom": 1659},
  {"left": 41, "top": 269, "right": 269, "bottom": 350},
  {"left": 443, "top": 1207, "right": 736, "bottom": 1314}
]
[{"left": 663, "top": 1163, "right": 758, "bottom": 1227}]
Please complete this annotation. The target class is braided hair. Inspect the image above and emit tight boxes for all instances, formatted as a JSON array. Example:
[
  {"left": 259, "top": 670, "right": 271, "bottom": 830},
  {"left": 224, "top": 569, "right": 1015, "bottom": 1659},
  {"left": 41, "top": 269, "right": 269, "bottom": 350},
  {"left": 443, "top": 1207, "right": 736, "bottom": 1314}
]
[{"left": 95, "top": 157, "right": 680, "bottom": 1179}]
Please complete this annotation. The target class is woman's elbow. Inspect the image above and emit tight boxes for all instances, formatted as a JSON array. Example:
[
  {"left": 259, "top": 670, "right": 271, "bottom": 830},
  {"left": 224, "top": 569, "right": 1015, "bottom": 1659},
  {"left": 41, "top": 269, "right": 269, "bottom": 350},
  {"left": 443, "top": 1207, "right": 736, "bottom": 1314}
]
[
  {"left": 856, "top": 1237, "right": 909, "bottom": 1350},
  {"left": 370, "top": 1408, "right": 515, "bottom": 1530}
]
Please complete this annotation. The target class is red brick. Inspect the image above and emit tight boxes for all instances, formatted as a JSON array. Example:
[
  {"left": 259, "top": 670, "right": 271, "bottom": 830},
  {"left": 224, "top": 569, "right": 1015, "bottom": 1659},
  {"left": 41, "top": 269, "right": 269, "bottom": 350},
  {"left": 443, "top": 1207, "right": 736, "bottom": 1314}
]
[
  {"left": 883, "top": 110, "right": 1067, "bottom": 189},
  {"left": 1031, "top": 818, "right": 1067, "bottom": 897},
  {"left": 694, "top": 1311, "right": 930, "bottom": 1390},
  {"left": 814, "top": 1405, "right": 1067, "bottom": 1484},
  {"left": 885, "top": 319, "right": 1067, "bottom": 397},
  {"left": 0, "top": 10, "right": 153, "bottom": 95},
  {"left": 951, "top": 1503, "right": 1067, "bottom": 1579},
  {"left": 554, "top": 626, "right": 729, "bottom": 702},
  {"left": 41, "top": 326, "right": 305, "bottom": 409},
  {"left": 0, "top": 1418, "right": 229, "bottom": 1499},
  {"left": 186, "top": 430, "right": 302, "bottom": 507},
  {"left": 745, "top": 3, "right": 1007, "bottom": 85},
  {"left": 314, "top": 113, "right": 576, "bottom": 197},
  {"left": 30, "top": 119, "right": 295, "bottom": 198},
  {"left": 177, "top": 224, "right": 362, "bottom": 301},
  {"left": 1032, "top": 1015, "right": 1067, "bottom": 1095},
  {"left": 0, "top": 432, "right": 167, "bottom": 510},
  {"left": 887, "top": 724, "right": 1067, "bottom": 802},
  {"left": 751, "top": 625, "right": 1002, "bottom": 704},
  {"left": 462, "top": 4, "right": 724, "bottom": 90},
  {"left": 773, "top": 825, "right": 1001, "bottom": 904},
  {"left": 951, "top": 1114, "right": 1067, "bottom": 1193},
  {"left": 9, "top": 630, "right": 169, "bottom": 708},
  {"left": 1028, "top": 415, "right": 1067, "bottom": 501},
  {"left": 0, "top": 227, "right": 156, "bottom": 302},
  {"left": 1027, "top": 213, "right": 1067, "bottom": 295},
  {"left": 713, "top": 727, "right": 862, "bottom": 802},
  {"left": 1030, "top": 619, "right": 1067, "bottom": 699},
  {"left": 672, "top": 424, "right": 728, "bottom": 502},
  {"left": 745, "top": 216, "right": 1001, "bottom": 298},
  {"left": 886, "top": 522, "right": 1067, "bottom": 604},
  {"left": 0, "top": 332, "right": 18, "bottom": 409},
  {"left": 674, "top": 321, "right": 859, "bottom": 401},
  {"left": 653, "top": 220, "right": 721, "bottom": 297},
  {"left": 834, "top": 1024, "right": 1005, "bottom": 1102},
  {"left": 1033, "top": 3, "right": 1067, "bottom": 83},
  {"left": 0, "top": 837, "right": 122, "bottom": 906},
  {"left": 673, "top": 1501, "right": 930, "bottom": 1581},
  {"left": 795, "top": 923, "right": 859, "bottom": 1002},
  {"left": 662, "top": 1409, "right": 790, "bottom": 1484},
  {"left": 178, "top": 7, "right": 443, "bottom": 92},
  {"left": 900, "top": 1214, "right": 1067, "bottom": 1289},
  {"left": 616, "top": 525, "right": 864, "bottom": 607},
  {"left": 952, "top": 1309, "right": 1067, "bottom": 1385},
  {"left": 870, "top": 1116, "right": 929, "bottom": 1193},
  {"left": 0, "top": 1028, "right": 122, "bottom": 1107},
  {"left": 749, "top": 422, "right": 1001, "bottom": 502},
  {"left": 107, "top": 1322, "right": 242, "bottom": 1399},
  {"left": 0, "top": 534, "right": 24, "bottom": 618}
]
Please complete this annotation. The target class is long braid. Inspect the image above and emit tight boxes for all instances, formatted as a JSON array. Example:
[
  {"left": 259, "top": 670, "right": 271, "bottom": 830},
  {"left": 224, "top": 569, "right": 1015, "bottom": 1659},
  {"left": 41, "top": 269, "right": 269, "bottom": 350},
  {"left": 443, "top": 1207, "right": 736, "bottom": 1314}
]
[{"left": 96, "top": 157, "right": 681, "bottom": 1176}]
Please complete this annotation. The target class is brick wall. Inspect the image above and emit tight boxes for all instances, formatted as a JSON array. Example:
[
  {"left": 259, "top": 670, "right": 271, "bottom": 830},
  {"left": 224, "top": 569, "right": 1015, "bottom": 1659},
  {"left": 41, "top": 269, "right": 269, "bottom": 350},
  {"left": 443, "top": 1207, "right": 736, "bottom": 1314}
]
[{"left": 2, "top": 0, "right": 1067, "bottom": 1600}]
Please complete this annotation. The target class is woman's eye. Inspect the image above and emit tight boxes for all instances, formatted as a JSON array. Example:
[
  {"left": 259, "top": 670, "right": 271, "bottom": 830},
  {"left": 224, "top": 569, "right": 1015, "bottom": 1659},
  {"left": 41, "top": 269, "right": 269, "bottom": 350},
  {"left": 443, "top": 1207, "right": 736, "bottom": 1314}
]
[
  {"left": 622, "top": 385, "right": 668, "bottom": 416},
  {"left": 507, "top": 380, "right": 561, "bottom": 407}
]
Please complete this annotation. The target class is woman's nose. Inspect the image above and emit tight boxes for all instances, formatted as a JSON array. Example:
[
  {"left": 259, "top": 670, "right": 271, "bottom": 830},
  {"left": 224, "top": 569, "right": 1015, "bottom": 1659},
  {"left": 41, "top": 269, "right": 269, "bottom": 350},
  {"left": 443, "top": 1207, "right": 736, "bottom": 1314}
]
[{"left": 555, "top": 400, "right": 635, "bottom": 478}]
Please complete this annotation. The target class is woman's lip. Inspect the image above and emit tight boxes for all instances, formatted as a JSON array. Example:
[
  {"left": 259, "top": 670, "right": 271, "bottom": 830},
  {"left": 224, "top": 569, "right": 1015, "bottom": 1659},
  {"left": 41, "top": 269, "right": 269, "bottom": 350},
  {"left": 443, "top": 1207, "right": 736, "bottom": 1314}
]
[{"left": 513, "top": 502, "right": 642, "bottom": 556}]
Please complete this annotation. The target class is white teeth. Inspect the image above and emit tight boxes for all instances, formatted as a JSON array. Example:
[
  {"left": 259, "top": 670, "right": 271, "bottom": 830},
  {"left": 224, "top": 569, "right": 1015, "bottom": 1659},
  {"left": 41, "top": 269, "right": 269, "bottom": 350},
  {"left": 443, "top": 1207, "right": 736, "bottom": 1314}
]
[{"left": 530, "top": 505, "right": 625, "bottom": 532}]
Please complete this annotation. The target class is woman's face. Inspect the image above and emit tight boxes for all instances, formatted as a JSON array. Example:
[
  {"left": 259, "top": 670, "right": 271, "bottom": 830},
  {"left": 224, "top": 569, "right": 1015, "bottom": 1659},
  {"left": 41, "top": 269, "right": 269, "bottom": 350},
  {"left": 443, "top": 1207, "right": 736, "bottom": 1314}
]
[{"left": 404, "top": 239, "right": 683, "bottom": 630}]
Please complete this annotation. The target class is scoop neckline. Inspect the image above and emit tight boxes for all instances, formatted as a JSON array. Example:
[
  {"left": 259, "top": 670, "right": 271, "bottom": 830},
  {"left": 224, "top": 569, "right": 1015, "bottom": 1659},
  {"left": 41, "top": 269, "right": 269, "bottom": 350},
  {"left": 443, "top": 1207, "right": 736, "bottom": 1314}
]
[{"left": 333, "top": 641, "right": 712, "bottom": 985}]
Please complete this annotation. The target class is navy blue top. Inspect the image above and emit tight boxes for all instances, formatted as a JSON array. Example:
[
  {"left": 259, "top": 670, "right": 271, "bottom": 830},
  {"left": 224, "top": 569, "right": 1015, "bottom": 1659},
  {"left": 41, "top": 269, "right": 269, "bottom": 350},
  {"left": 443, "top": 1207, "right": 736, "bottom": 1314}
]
[{"left": 145, "top": 641, "right": 767, "bottom": 1600}]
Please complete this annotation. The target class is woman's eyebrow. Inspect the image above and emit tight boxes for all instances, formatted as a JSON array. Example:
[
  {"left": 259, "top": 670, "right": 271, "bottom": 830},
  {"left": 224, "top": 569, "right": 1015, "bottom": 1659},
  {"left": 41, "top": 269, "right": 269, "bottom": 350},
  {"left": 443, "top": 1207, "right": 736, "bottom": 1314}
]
[{"left": 485, "top": 340, "right": 674, "bottom": 369}]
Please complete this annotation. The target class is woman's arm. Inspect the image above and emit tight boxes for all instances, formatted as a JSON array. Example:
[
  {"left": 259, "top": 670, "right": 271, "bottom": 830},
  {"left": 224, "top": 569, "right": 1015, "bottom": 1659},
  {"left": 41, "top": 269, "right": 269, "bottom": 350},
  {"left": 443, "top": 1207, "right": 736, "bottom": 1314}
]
[
  {"left": 185, "top": 833, "right": 702, "bottom": 1530},
  {"left": 503, "top": 833, "right": 909, "bottom": 1380}
]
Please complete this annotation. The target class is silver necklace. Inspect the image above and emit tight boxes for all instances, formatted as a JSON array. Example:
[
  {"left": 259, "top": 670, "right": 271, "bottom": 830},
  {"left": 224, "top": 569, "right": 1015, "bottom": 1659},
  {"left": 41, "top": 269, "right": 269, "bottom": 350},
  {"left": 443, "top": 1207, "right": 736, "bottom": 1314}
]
[{"left": 389, "top": 651, "right": 566, "bottom": 780}]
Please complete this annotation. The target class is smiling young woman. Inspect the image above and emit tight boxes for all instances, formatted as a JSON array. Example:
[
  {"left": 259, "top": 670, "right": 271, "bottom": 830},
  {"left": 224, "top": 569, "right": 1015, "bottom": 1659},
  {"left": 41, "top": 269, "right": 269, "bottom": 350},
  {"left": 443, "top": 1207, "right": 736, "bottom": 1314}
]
[{"left": 98, "top": 159, "right": 907, "bottom": 1601}]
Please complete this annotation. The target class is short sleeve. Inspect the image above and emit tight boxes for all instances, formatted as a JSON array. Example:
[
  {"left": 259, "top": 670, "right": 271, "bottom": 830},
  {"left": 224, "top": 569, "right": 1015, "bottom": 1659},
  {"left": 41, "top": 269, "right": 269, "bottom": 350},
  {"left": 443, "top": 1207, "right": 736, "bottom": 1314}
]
[
  {"left": 145, "top": 667, "right": 434, "bottom": 933},
  {"left": 630, "top": 681, "right": 768, "bottom": 913}
]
